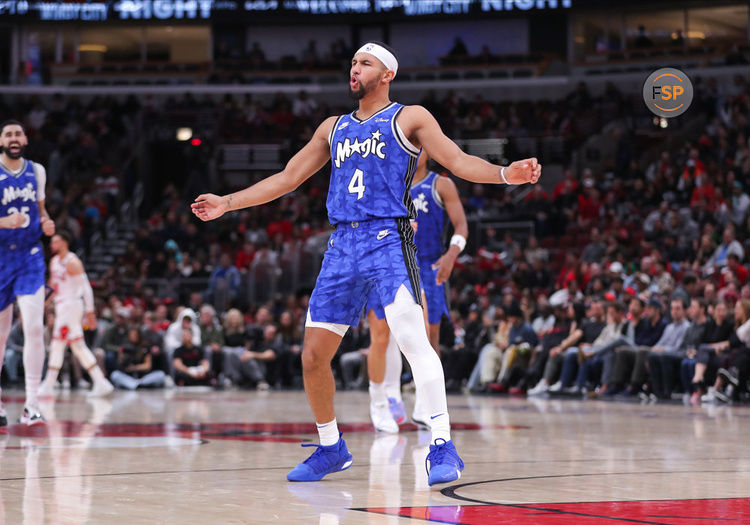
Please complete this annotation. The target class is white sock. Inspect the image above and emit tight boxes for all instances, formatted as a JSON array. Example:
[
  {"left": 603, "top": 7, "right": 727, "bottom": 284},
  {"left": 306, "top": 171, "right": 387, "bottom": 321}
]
[
  {"left": 369, "top": 380, "right": 387, "bottom": 406},
  {"left": 385, "top": 286, "right": 451, "bottom": 446},
  {"left": 18, "top": 289, "right": 45, "bottom": 408},
  {"left": 383, "top": 335, "right": 403, "bottom": 402},
  {"left": 316, "top": 418, "right": 340, "bottom": 446},
  {"left": 430, "top": 414, "right": 451, "bottom": 444}
]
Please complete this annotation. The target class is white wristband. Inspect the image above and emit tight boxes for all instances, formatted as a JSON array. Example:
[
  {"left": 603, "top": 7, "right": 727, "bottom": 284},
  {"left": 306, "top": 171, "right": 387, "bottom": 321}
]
[
  {"left": 450, "top": 234, "right": 467, "bottom": 252},
  {"left": 500, "top": 166, "right": 509, "bottom": 184}
]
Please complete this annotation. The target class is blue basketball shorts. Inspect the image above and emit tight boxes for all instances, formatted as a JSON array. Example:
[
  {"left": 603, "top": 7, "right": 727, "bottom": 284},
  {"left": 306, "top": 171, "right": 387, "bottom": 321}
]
[
  {"left": 366, "top": 286, "right": 386, "bottom": 320},
  {"left": 309, "top": 218, "right": 422, "bottom": 327},
  {"left": 417, "top": 256, "right": 451, "bottom": 325},
  {"left": 0, "top": 242, "right": 45, "bottom": 311}
]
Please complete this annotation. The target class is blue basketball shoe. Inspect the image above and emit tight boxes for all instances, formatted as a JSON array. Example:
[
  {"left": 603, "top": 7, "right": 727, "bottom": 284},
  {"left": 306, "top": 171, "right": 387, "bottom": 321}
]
[
  {"left": 388, "top": 397, "right": 407, "bottom": 425},
  {"left": 425, "top": 439, "right": 464, "bottom": 486},
  {"left": 287, "top": 435, "right": 353, "bottom": 482}
]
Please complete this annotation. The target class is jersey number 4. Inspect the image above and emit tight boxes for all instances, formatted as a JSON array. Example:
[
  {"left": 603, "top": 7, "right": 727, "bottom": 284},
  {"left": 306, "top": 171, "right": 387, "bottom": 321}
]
[
  {"left": 7, "top": 206, "right": 30, "bottom": 228},
  {"left": 348, "top": 169, "right": 365, "bottom": 200}
]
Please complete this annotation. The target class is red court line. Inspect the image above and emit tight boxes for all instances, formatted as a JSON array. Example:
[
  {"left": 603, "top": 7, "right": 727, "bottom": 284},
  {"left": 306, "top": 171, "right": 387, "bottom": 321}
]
[{"left": 363, "top": 498, "right": 750, "bottom": 524}]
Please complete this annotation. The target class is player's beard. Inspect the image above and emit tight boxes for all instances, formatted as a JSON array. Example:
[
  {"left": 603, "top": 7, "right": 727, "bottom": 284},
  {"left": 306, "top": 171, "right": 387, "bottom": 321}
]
[
  {"left": 2, "top": 144, "right": 25, "bottom": 160},
  {"left": 348, "top": 78, "right": 374, "bottom": 100}
]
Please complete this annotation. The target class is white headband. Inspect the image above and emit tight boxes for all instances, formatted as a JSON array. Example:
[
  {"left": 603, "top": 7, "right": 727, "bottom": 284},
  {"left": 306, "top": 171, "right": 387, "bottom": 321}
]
[{"left": 356, "top": 43, "right": 398, "bottom": 78}]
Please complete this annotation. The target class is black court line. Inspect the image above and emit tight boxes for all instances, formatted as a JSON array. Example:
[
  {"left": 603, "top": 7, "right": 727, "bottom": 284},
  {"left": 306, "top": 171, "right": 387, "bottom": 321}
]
[
  {"left": 646, "top": 516, "right": 737, "bottom": 521},
  {"left": 442, "top": 470, "right": 750, "bottom": 506},
  {"left": 437, "top": 470, "right": 750, "bottom": 524},
  {"left": 0, "top": 462, "right": 389, "bottom": 483}
]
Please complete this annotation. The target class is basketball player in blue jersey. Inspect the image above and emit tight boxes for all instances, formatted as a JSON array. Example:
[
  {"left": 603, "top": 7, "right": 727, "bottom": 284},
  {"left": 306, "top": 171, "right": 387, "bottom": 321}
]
[
  {"left": 366, "top": 151, "right": 468, "bottom": 433},
  {"left": 0, "top": 120, "right": 56, "bottom": 426},
  {"left": 192, "top": 42, "right": 541, "bottom": 485}
]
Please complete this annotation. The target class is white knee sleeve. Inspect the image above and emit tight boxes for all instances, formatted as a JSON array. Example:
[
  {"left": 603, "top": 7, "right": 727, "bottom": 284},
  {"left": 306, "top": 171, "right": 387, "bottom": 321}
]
[
  {"left": 0, "top": 305, "right": 11, "bottom": 350},
  {"left": 385, "top": 285, "right": 450, "bottom": 442},
  {"left": 384, "top": 334, "right": 403, "bottom": 401},
  {"left": 18, "top": 287, "right": 45, "bottom": 406},
  {"left": 0, "top": 305, "right": 11, "bottom": 392}
]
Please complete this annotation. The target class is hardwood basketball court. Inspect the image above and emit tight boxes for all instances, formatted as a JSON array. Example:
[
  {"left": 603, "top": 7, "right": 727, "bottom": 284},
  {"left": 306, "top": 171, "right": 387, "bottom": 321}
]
[{"left": 0, "top": 389, "right": 747, "bottom": 524}]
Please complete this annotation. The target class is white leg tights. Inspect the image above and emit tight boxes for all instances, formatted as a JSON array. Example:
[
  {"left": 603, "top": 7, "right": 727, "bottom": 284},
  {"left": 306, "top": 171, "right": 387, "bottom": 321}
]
[
  {"left": 383, "top": 334, "right": 403, "bottom": 402},
  {"left": 385, "top": 285, "right": 450, "bottom": 444},
  {"left": 18, "top": 288, "right": 45, "bottom": 408},
  {"left": 0, "top": 305, "right": 12, "bottom": 401}
]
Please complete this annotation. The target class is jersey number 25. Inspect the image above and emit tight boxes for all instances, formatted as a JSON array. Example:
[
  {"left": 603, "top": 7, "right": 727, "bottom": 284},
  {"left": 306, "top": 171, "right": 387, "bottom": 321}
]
[{"left": 7, "top": 206, "right": 30, "bottom": 228}]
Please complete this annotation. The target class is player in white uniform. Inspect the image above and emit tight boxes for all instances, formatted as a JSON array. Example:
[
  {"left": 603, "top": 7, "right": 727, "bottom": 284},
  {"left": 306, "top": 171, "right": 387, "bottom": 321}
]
[{"left": 38, "top": 231, "right": 113, "bottom": 397}]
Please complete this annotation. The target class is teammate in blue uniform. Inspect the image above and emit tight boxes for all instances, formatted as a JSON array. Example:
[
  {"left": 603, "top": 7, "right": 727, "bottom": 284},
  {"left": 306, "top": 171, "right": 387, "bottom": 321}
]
[
  {"left": 192, "top": 42, "right": 542, "bottom": 485},
  {"left": 367, "top": 152, "right": 468, "bottom": 432},
  {"left": 0, "top": 120, "right": 56, "bottom": 426}
]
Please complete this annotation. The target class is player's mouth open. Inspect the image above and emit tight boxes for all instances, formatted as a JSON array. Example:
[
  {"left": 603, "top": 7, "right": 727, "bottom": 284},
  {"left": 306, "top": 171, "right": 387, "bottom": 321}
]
[{"left": 350, "top": 77, "right": 359, "bottom": 88}]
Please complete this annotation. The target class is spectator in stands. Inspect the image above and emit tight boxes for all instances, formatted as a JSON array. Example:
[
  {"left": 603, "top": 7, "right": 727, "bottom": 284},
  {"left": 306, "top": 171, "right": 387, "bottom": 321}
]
[
  {"left": 95, "top": 307, "right": 132, "bottom": 374},
  {"left": 634, "top": 26, "right": 654, "bottom": 48},
  {"left": 110, "top": 327, "right": 167, "bottom": 390},
  {"left": 701, "top": 299, "right": 750, "bottom": 403},
  {"left": 544, "top": 299, "right": 605, "bottom": 392},
  {"left": 477, "top": 304, "right": 537, "bottom": 390},
  {"left": 199, "top": 305, "right": 226, "bottom": 383},
  {"left": 229, "top": 324, "right": 280, "bottom": 390},
  {"left": 610, "top": 298, "right": 690, "bottom": 397},
  {"left": 524, "top": 299, "right": 577, "bottom": 395},
  {"left": 207, "top": 253, "right": 242, "bottom": 306},
  {"left": 555, "top": 301, "right": 627, "bottom": 394},
  {"left": 277, "top": 310, "right": 303, "bottom": 387},
  {"left": 647, "top": 298, "right": 707, "bottom": 400},
  {"left": 444, "top": 37, "right": 469, "bottom": 65},
  {"left": 689, "top": 300, "right": 736, "bottom": 402},
  {"left": 141, "top": 311, "right": 166, "bottom": 372},
  {"left": 707, "top": 224, "right": 744, "bottom": 269},
  {"left": 581, "top": 228, "right": 606, "bottom": 263},
  {"left": 173, "top": 329, "right": 212, "bottom": 386},
  {"left": 164, "top": 308, "right": 201, "bottom": 373}
]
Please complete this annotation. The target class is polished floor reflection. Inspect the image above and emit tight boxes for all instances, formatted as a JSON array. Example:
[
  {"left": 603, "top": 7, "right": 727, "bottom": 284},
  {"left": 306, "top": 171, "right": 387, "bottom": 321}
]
[{"left": 0, "top": 389, "right": 749, "bottom": 524}]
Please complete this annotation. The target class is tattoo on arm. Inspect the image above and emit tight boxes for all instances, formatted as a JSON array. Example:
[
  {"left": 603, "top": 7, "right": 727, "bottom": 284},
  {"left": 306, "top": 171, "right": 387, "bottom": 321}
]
[{"left": 226, "top": 195, "right": 233, "bottom": 211}]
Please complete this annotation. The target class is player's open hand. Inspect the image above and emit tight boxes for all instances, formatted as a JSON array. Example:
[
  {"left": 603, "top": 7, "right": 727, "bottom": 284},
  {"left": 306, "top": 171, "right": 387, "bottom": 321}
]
[
  {"left": 2, "top": 212, "right": 26, "bottom": 229},
  {"left": 85, "top": 312, "right": 98, "bottom": 331},
  {"left": 505, "top": 158, "right": 542, "bottom": 185},
  {"left": 41, "top": 216, "right": 55, "bottom": 236},
  {"left": 432, "top": 252, "right": 457, "bottom": 285},
  {"left": 191, "top": 193, "right": 229, "bottom": 221}
]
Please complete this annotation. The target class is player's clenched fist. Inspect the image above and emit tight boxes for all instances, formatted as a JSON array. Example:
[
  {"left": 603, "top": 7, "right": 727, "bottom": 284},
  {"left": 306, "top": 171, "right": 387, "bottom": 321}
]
[
  {"left": 191, "top": 193, "right": 229, "bottom": 222},
  {"left": 41, "top": 216, "right": 55, "bottom": 236},
  {"left": 505, "top": 157, "right": 542, "bottom": 185}
]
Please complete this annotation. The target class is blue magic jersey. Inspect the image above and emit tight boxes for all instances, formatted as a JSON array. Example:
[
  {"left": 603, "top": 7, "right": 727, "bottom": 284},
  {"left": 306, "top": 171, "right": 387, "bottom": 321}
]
[
  {"left": 327, "top": 102, "right": 421, "bottom": 225},
  {"left": 411, "top": 171, "right": 447, "bottom": 262},
  {"left": 0, "top": 159, "right": 42, "bottom": 248}
]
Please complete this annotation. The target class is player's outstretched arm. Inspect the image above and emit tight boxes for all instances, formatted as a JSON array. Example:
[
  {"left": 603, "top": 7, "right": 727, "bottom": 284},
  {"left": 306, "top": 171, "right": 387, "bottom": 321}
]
[
  {"left": 191, "top": 117, "right": 336, "bottom": 221},
  {"left": 402, "top": 105, "right": 541, "bottom": 185}
]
